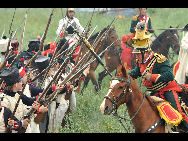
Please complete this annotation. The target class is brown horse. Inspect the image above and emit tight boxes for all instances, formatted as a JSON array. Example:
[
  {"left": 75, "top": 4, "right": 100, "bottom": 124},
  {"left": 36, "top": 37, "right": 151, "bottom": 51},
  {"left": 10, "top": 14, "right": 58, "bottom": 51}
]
[
  {"left": 80, "top": 26, "right": 122, "bottom": 94},
  {"left": 98, "top": 27, "right": 180, "bottom": 90},
  {"left": 151, "top": 26, "right": 180, "bottom": 59},
  {"left": 100, "top": 64, "right": 166, "bottom": 133}
]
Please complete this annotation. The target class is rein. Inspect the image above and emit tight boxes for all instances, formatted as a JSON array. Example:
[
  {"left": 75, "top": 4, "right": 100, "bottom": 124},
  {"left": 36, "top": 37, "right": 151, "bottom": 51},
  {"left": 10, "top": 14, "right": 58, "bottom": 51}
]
[
  {"left": 104, "top": 75, "right": 145, "bottom": 132},
  {"left": 103, "top": 29, "right": 121, "bottom": 50},
  {"left": 105, "top": 75, "right": 165, "bottom": 132},
  {"left": 153, "top": 30, "right": 179, "bottom": 60}
]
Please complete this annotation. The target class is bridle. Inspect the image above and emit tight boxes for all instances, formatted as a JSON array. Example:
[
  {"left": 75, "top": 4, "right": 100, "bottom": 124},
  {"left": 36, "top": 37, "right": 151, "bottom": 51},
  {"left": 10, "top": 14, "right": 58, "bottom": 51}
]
[
  {"left": 167, "top": 30, "right": 180, "bottom": 51},
  {"left": 104, "top": 75, "right": 145, "bottom": 132},
  {"left": 153, "top": 30, "right": 180, "bottom": 59},
  {"left": 103, "top": 29, "right": 122, "bottom": 50},
  {"left": 104, "top": 75, "right": 165, "bottom": 133},
  {"left": 104, "top": 75, "right": 145, "bottom": 121},
  {"left": 104, "top": 76, "right": 132, "bottom": 108}
]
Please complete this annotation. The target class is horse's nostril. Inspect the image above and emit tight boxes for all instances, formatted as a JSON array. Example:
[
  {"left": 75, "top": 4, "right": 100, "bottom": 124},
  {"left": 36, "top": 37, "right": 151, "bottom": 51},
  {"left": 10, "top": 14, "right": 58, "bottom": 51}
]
[
  {"left": 105, "top": 106, "right": 108, "bottom": 111},
  {"left": 104, "top": 106, "right": 109, "bottom": 115}
]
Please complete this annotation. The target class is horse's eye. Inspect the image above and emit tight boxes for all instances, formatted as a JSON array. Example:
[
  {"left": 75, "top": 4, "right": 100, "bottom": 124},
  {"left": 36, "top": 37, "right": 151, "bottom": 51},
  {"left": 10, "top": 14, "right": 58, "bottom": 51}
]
[
  {"left": 111, "top": 36, "right": 114, "bottom": 39},
  {"left": 119, "top": 86, "right": 124, "bottom": 89}
]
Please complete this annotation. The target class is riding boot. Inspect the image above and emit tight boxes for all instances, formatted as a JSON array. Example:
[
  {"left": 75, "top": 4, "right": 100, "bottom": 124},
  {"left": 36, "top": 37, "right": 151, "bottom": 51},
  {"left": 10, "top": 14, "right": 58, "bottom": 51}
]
[{"left": 164, "top": 90, "right": 188, "bottom": 131}]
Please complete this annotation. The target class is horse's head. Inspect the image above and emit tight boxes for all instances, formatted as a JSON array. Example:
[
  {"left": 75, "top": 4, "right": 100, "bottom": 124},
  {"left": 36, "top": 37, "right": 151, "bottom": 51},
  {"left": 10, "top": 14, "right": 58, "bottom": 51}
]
[
  {"left": 100, "top": 64, "right": 131, "bottom": 115},
  {"left": 168, "top": 26, "right": 180, "bottom": 55},
  {"left": 106, "top": 26, "right": 123, "bottom": 53}
]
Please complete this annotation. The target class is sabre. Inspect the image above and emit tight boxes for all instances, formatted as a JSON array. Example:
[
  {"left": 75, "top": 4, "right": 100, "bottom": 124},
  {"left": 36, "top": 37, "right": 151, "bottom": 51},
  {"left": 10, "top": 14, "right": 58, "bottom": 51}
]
[{"left": 149, "top": 24, "right": 188, "bottom": 31}]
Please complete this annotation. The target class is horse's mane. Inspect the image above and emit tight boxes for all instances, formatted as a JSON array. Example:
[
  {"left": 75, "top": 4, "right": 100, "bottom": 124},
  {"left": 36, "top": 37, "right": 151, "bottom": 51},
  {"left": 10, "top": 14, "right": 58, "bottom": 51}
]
[
  {"left": 130, "top": 76, "right": 163, "bottom": 114},
  {"left": 89, "top": 28, "right": 107, "bottom": 42},
  {"left": 151, "top": 30, "right": 167, "bottom": 50}
]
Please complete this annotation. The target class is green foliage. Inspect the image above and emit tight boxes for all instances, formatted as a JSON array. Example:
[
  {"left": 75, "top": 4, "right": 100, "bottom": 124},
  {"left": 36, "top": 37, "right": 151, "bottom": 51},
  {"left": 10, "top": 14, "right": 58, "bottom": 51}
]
[{"left": 1, "top": 8, "right": 188, "bottom": 133}]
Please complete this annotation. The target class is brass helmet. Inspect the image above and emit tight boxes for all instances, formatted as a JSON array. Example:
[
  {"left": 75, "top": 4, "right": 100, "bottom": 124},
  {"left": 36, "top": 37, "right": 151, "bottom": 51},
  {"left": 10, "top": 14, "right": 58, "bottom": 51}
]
[
  {"left": 132, "top": 21, "right": 152, "bottom": 53},
  {"left": 66, "top": 8, "right": 75, "bottom": 19},
  {"left": 67, "top": 8, "right": 75, "bottom": 12}
]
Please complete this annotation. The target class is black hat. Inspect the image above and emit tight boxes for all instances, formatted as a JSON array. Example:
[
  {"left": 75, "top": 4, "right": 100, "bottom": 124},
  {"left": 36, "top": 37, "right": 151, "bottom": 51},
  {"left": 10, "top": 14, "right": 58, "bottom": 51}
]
[
  {"left": 35, "top": 55, "right": 50, "bottom": 72},
  {"left": 22, "top": 51, "right": 33, "bottom": 60},
  {"left": 0, "top": 65, "right": 23, "bottom": 86},
  {"left": 56, "top": 38, "right": 69, "bottom": 53},
  {"left": 27, "top": 38, "right": 40, "bottom": 52},
  {"left": 57, "top": 56, "right": 66, "bottom": 64}
]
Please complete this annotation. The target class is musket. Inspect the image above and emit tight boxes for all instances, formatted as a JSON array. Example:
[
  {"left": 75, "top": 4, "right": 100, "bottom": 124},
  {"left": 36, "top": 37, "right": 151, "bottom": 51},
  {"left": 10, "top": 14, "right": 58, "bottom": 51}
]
[
  {"left": 33, "top": 53, "right": 76, "bottom": 124},
  {"left": 41, "top": 39, "right": 60, "bottom": 89},
  {"left": 34, "top": 39, "right": 117, "bottom": 124},
  {"left": 12, "top": 16, "right": 25, "bottom": 38},
  {"left": 75, "top": 25, "right": 98, "bottom": 66},
  {"left": 5, "top": 8, "right": 16, "bottom": 58},
  {"left": 70, "top": 43, "right": 114, "bottom": 84},
  {"left": 148, "top": 24, "right": 188, "bottom": 31},
  {"left": 59, "top": 38, "right": 118, "bottom": 92},
  {"left": 83, "top": 8, "right": 95, "bottom": 37},
  {"left": 23, "top": 58, "right": 67, "bottom": 121},
  {"left": 5, "top": 65, "right": 30, "bottom": 133},
  {"left": 24, "top": 8, "right": 54, "bottom": 68},
  {"left": 0, "top": 50, "right": 13, "bottom": 71},
  {"left": 30, "top": 34, "right": 76, "bottom": 83},
  {"left": 19, "top": 8, "right": 30, "bottom": 52},
  {"left": 23, "top": 36, "right": 80, "bottom": 121},
  {"left": 92, "top": 18, "right": 117, "bottom": 50},
  {"left": 67, "top": 22, "right": 113, "bottom": 76},
  {"left": 75, "top": 31, "right": 113, "bottom": 77},
  {"left": 7, "top": 51, "right": 22, "bottom": 68},
  {"left": 40, "top": 9, "right": 55, "bottom": 43}
]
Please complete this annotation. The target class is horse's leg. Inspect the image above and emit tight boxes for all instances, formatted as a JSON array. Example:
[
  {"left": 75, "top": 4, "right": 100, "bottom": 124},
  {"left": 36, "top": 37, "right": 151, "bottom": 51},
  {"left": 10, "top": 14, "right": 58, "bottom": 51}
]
[
  {"left": 80, "top": 76, "right": 90, "bottom": 95},
  {"left": 88, "top": 69, "right": 99, "bottom": 93}
]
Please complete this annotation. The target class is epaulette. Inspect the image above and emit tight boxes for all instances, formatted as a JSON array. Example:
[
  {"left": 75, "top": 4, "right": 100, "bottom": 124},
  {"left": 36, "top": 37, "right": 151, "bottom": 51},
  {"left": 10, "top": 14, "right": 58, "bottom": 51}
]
[
  {"left": 148, "top": 16, "right": 151, "bottom": 21},
  {"left": 154, "top": 53, "right": 166, "bottom": 63},
  {"left": 132, "top": 15, "right": 139, "bottom": 21}
]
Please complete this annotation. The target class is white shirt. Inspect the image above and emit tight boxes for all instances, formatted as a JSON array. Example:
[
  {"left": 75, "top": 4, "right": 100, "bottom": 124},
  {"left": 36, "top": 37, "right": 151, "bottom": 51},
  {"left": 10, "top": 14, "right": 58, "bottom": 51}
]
[{"left": 56, "top": 16, "right": 84, "bottom": 36}]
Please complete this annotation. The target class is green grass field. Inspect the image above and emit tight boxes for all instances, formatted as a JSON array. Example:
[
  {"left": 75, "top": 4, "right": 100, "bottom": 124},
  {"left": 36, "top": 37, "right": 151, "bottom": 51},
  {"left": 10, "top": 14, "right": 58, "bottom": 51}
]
[{"left": 1, "top": 8, "right": 188, "bottom": 133}]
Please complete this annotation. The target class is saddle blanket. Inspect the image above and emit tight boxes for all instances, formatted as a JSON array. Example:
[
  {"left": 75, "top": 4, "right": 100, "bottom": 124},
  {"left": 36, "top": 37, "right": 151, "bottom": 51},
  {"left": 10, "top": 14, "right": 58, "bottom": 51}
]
[
  {"left": 121, "top": 42, "right": 134, "bottom": 70},
  {"left": 157, "top": 102, "right": 183, "bottom": 126}
]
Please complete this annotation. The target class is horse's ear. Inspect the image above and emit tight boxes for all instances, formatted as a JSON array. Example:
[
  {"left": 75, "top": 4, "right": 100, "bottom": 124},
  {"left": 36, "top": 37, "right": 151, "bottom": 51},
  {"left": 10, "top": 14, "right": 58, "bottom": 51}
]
[
  {"left": 113, "top": 26, "right": 115, "bottom": 30},
  {"left": 121, "top": 65, "right": 127, "bottom": 77},
  {"left": 176, "top": 25, "right": 179, "bottom": 28}
]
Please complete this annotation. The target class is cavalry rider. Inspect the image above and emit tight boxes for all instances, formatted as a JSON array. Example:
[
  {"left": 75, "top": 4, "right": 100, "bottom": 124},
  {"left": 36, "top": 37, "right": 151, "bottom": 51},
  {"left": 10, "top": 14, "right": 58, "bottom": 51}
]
[
  {"left": 122, "top": 8, "right": 154, "bottom": 44},
  {"left": 128, "top": 21, "right": 188, "bottom": 131},
  {"left": 56, "top": 8, "right": 85, "bottom": 48},
  {"left": 121, "top": 8, "right": 154, "bottom": 70},
  {"left": 130, "top": 8, "right": 154, "bottom": 34}
]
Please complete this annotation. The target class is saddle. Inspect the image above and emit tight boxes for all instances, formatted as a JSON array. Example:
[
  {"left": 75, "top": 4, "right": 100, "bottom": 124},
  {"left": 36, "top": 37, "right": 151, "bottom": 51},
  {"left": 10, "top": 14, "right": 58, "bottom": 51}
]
[{"left": 150, "top": 85, "right": 188, "bottom": 133}]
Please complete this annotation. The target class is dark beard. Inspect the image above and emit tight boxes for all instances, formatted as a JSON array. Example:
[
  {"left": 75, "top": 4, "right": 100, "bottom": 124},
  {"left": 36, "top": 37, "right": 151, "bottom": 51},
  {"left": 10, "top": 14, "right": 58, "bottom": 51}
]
[{"left": 67, "top": 15, "right": 73, "bottom": 19}]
